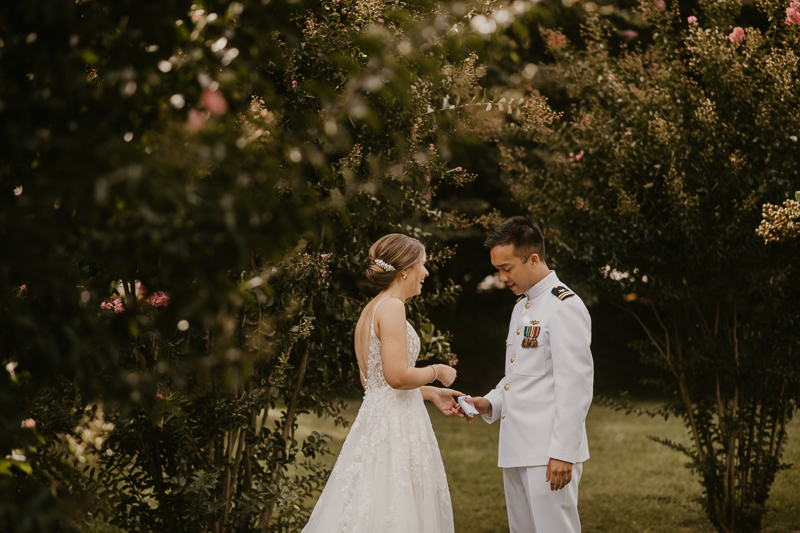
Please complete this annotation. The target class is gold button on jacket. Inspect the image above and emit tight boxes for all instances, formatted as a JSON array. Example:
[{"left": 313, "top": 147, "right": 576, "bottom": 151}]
[
  {"left": 510, "top": 357, "right": 515, "bottom": 363},
  {"left": 501, "top": 413, "right": 506, "bottom": 419},
  {"left": 525, "top": 303, "right": 530, "bottom": 309},
  {"left": 516, "top": 329, "right": 521, "bottom": 335},
  {"left": 504, "top": 385, "right": 509, "bottom": 391}
]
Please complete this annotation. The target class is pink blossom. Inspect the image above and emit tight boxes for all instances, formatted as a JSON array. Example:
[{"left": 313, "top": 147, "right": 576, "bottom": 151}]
[
  {"left": 23, "top": 418, "right": 36, "bottom": 428},
  {"left": 455, "top": 167, "right": 463, "bottom": 172},
  {"left": 425, "top": 175, "right": 431, "bottom": 182},
  {"left": 200, "top": 89, "right": 228, "bottom": 115},
  {"left": 101, "top": 299, "right": 125, "bottom": 314},
  {"left": 624, "top": 131, "right": 632, "bottom": 136},
  {"left": 410, "top": 84, "right": 417, "bottom": 91},
  {"left": 291, "top": 80, "right": 298, "bottom": 89},
  {"left": 321, "top": 253, "right": 328, "bottom": 259},
  {"left": 654, "top": 0, "right": 666, "bottom": 11},
  {"left": 19, "top": 285, "right": 26, "bottom": 292},
  {"left": 786, "top": 1, "right": 800, "bottom": 25},
  {"left": 569, "top": 150, "right": 585, "bottom": 162},
  {"left": 377, "top": 18, "right": 384, "bottom": 23},
  {"left": 320, "top": 269, "right": 326, "bottom": 276},
  {"left": 448, "top": 359, "right": 458, "bottom": 367},
  {"left": 187, "top": 109, "right": 206, "bottom": 133},
  {"left": 546, "top": 31, "right": 567, "bottom": 49},
  {"left": 688, "top": 16, "right": 698, "bottom": 24},
  {"left": 155, "top": 392, "right": 163, "bottom": 400},
  {"left": 574, "top": 198, "right": 585, "bottom": 210},
  {"left": 621, "top": 30, "right": 639, "bottom": 42},
  {"left": 728, "top": 27, "right": 745, "bottom": 48},
  {"left": 147, "top": 291, "right": 170, "bottom": 308},
  {"left": 260, "top": 109, "right": 269, "bottom": 117}
]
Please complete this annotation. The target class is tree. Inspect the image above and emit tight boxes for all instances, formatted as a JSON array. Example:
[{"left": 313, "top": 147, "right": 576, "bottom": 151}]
[
  {"left": 0, "top": 0, "right": 557, "bottom": 530},
  {"left": 500, "top": 0, "right": 800, "bottom": 531}
]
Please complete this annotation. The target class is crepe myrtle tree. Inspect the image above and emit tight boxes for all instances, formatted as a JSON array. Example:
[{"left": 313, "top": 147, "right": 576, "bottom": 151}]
[
  {"left": 500, "top": 0, "right": 800, "bottom": 531},
  {"left": 0, "top": 0, "right": 556, "bottom": 531}
]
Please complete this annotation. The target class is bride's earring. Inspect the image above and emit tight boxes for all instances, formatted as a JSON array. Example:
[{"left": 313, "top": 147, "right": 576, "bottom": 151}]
[{"left": 402, "top": 272, "right": 407, "bottom": 279}]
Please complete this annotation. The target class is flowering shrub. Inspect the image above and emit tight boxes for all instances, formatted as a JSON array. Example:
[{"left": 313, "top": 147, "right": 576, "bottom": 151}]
[
  {"left": 501, "top": 0, "right": 800, "bottom": 531},
  {"left": 0, "top": 0, "right": 552, "bottom": 531}
]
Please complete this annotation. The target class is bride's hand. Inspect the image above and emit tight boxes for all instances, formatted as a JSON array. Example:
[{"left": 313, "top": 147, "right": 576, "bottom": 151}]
[
  {"left": 436, "top": 364, "right": 457, "bottom": 387},
  {"left": 428, "top": 387, "right": 469, "bottom": 420}
]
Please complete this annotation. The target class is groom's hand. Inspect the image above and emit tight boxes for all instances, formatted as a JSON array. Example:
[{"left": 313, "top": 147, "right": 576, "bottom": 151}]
[
  {"left": 465, "top": 396, "right": 492, "bottom": 416},
  {"left": 546, "top": 458, "right": 573, "bottom": 491}
]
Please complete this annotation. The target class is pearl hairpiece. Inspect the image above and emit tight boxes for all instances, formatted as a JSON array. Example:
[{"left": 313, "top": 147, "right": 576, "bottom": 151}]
[{"left": 374, "top": 259, "right": 396, "bottom": 272}]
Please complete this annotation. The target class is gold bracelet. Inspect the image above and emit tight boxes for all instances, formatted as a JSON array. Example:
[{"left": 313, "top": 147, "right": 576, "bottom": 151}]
[{"left": 430, "top": 365, "right": 438, "bottom": 383}]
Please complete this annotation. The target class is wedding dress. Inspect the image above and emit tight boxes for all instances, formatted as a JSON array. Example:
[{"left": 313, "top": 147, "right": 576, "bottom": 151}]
[{"left": 301, "top": 301, "right": 455, "bottom": 532}]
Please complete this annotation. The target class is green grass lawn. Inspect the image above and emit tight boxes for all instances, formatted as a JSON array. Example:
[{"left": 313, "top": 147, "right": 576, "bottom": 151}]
[{"left": 296, "top": 398, "right": 800, "bottom": 533}]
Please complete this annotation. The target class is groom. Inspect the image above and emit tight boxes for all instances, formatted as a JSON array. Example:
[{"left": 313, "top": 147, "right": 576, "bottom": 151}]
[{"left": 467, "top": 216, "right": 593, "bottom": 533}]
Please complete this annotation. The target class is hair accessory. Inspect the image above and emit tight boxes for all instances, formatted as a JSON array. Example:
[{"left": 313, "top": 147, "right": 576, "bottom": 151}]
[{"left": 374, "top": 258, "right": 396, "bottom": 272}]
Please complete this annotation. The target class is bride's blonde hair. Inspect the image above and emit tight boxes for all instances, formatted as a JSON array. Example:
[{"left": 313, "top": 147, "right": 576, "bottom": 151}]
[{"left": 366, "top": 234, "right": 425, "bottom": 289}]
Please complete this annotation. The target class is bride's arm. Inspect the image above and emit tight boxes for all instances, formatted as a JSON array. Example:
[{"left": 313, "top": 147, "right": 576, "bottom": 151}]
[{"left": 378, "top": 299, "right": 455, "bottom": 389}]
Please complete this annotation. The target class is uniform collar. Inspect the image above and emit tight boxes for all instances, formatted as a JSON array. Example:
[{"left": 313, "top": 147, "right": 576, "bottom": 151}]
[{"left": 525, "top": 270, "right": 558, "bottom": 302}]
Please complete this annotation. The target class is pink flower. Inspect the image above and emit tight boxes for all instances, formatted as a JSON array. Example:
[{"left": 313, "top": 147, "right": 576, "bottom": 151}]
[
  {"left": 260, "top": 109, "right": 269, "bottom": 117},
  {"left": 654, "top": 0, "right": 666, "bottom": 11},
  {"left": 200, "top": 89, "right": 228, "bottom": 115},
  {"left": 156, "top": 392, "right": 163, "bottom": 400},
  {"left": 147, "top": 291, "right": 170, "bottom": 308},
  {"left": 23, "top": 418, "right": 36, "bottom": 428},
  {"left": 425, "top": 175, "right": 431, "bottom": 182},
  {"left": 624, "top": 131, "right": 632, "bottom": 136},
  {"left": 546, "top": 31, "right": 567, "bottom": 49},
  {"left": 688, "top": 16, "right": 698, "bottom": 24},
  {"left": 101, "top": 299, "right": 125, "bottom": 313},
  {"left": 569, "top": 150, "right": 585, "bottom": 162},
  {"left": 448, "top": 359, "right": 458, "bottom": 367},
  {"left": 786, "top": 2, "right": 800, "bottom": 25},
  {"left": 728, "top": 27, "right": 745, "bottom": 48},
  {"left": 377, "top": 18, "right": 384, "bottom": 23},
  {"left": 321, "top": 253, "right": 328, "bottom": 258},
  {"left": 621, "top": 30, "right": 639, "bottom": 42},
  {"left": 291, "top": 80, "right": 298, "bottom": 89},
  {"left": 410, "top": 84, "right": 417, "bottom": 91},
  {"left": 19, "top": 285, "right": 26, "bottom": 292},
  {"left": 320, "top": 269, "right": 326, "bottom": 276},
  {"left": 455, "top": 167, "right": 462, "bottom": 172},
  {"left": 187, "top": 109, "right": 206, "bottom": 132}
]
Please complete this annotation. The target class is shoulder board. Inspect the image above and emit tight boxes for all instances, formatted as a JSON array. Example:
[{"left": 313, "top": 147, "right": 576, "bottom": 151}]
[
  {"left": 551, "top": 286, "right": 575, "bottom": 301},
  {"left": 516, "top": 295, "right": 525, "bottom": 303}
]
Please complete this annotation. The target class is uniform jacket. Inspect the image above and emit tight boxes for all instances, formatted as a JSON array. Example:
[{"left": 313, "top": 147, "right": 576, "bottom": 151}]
[{"left": 482, "top": 271, "right": 594, "bottom": 468}]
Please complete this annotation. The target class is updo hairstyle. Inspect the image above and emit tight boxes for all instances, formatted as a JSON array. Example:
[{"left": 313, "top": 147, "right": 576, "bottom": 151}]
[{"left": 366, "top": 234, "right": 426, "bottom": 289}]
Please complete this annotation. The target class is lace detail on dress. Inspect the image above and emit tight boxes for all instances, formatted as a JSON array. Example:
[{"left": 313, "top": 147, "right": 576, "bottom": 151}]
[
  {"left": 301, "top": 317, "right": 454, "bottom": 533},
  {"left": 362, "top": 320, "right": 419, "bottom": 391}
]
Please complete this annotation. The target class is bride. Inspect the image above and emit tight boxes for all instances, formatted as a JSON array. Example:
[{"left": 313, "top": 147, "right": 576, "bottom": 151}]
[{"left": 302, "top": 234, "right": 464, "bottom": 533}]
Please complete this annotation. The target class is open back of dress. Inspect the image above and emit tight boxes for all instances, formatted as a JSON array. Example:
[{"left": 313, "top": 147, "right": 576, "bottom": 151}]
[{"left": 301, "top": 302, "right": 455, "bottom": 533}]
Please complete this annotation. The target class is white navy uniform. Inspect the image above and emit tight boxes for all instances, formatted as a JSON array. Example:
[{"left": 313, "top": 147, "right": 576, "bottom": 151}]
[{"left": 482, "top": 270, "right": 593, "bottom": 533}]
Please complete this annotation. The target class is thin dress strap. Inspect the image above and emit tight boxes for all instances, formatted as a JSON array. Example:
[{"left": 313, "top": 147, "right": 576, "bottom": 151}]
[{"left": 361, "top": 297, "right": 393, "bottom": 383}]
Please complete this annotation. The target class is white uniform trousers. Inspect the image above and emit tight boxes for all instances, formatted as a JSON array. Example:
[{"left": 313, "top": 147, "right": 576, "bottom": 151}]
[{"left": 503, "top": 463, "right": 583, "bottom": 533}]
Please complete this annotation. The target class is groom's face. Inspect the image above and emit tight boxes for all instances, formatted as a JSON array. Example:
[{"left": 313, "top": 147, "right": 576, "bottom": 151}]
[{"left": 490, "top": 244, "right": 537, "bottom": 295}]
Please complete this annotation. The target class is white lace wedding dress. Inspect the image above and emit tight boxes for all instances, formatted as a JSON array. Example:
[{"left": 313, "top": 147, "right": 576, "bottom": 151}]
[{"left": 301, "top": 306, "right": 455, "bottom": 533}]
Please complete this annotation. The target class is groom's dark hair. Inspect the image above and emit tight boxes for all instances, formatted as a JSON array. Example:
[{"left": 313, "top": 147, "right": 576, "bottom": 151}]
[{"left": 484, "top": 216, "right": 545, "bottom": 264}]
